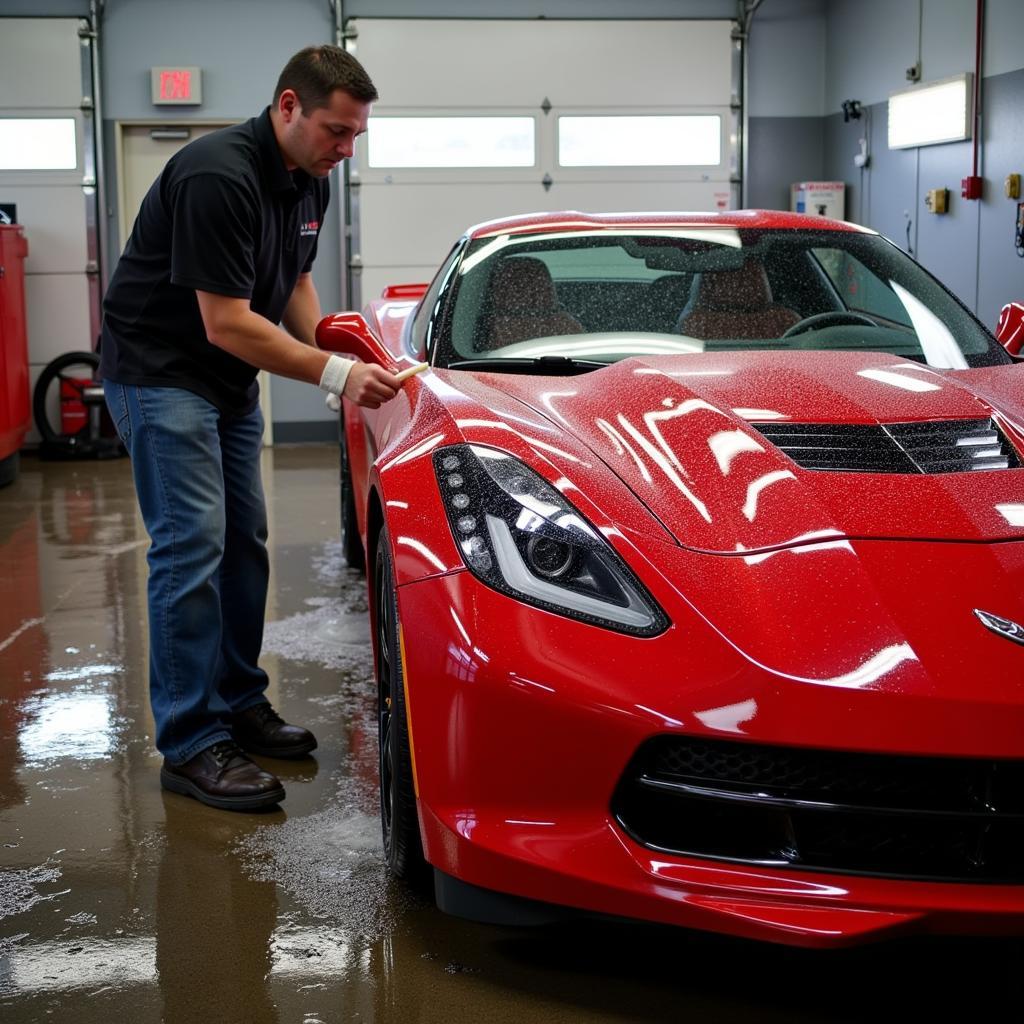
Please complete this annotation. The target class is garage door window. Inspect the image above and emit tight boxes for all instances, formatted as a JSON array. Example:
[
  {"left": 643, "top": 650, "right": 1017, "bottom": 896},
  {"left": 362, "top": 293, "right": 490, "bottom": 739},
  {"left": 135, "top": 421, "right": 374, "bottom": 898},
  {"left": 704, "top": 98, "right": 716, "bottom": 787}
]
[
  {"left": 367, "top": 117, "right": 535, "bottom": 168},
  {"left": 0, "top": 118, "right": 77, "bottom": 170},
  {"left": 558, "top": 115, "right": 721, "bottom": 167}
]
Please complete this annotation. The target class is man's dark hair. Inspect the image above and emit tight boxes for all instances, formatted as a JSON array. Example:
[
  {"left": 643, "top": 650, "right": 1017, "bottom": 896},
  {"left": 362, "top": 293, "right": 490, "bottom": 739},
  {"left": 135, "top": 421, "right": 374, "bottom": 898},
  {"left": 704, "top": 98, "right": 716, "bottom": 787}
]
[{"left": 273, "top": 45, "right": 378, "bottom": 110}]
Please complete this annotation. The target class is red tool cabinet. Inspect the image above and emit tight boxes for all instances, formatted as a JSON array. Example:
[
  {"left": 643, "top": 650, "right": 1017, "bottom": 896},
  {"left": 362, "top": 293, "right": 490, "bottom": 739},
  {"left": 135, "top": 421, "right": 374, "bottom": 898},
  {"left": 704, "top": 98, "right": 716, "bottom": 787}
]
[{"left": 0, "top": 224, "right": 31, "bottom": 487}]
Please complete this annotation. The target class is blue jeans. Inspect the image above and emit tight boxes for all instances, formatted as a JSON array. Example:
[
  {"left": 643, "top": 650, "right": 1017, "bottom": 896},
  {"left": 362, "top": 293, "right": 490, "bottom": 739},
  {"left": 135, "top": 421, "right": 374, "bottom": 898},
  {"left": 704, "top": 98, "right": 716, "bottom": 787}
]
[{"left": 104, "top": 382, "right": 270, "bottom": 763}]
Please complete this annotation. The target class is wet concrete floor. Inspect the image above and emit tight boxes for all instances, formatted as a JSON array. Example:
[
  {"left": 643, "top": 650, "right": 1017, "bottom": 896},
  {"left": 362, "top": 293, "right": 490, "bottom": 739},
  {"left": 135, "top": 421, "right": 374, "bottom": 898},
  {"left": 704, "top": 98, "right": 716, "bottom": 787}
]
[{"left": 2, "top": 446, "right": 1023, "bottom": 1023}]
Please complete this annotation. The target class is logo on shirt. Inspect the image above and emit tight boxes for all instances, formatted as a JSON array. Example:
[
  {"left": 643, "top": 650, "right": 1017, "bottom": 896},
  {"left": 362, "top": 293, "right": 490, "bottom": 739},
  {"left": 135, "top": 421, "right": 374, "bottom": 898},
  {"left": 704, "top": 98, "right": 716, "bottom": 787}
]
[{"left": 300, "top": 220, "right": 319, "bottom": 237}]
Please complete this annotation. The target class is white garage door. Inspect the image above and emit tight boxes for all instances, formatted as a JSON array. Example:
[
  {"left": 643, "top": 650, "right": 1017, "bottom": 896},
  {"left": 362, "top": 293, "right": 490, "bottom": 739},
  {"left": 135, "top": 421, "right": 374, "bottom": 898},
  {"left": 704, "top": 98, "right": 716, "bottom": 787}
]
[
  {"left": 0, "top": 17, "right": 99, "bottom": 444},
  {"left": 348, "top": 18, "right": 739, "bottom": 305}
]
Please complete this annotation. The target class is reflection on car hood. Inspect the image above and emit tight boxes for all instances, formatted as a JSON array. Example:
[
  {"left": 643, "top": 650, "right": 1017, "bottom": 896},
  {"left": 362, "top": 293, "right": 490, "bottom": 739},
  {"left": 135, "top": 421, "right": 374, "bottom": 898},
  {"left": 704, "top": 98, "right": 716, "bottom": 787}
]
[{"left": 449, "top": 350, "right": 1024, "bottom": 553}]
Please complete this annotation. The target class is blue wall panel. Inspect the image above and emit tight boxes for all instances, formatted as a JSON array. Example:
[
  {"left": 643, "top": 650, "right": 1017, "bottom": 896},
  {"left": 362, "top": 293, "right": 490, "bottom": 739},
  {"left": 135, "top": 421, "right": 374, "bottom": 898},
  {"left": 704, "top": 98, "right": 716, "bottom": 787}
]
[
  {"left": 977, "top": 67, "right": 1024, "bottom": 328},
  {"left": 748, "top": 117, "right": 823, "bottom": 211}
]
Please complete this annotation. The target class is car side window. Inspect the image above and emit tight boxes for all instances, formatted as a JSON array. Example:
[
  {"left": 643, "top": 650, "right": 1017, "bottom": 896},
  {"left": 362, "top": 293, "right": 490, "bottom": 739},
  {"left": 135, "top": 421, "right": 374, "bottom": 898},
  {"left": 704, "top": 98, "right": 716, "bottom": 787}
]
[
  {"left": 410, "top": 240, "right": 466, "bottom": 360},
  {"left": 811, "top": 247, "right": 913, "bottom": 327}
]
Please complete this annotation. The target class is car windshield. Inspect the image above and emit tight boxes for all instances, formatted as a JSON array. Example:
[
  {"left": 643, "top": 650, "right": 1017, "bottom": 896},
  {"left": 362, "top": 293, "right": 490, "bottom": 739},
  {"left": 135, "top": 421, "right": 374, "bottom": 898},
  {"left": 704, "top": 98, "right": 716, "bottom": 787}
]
[{"left": 433, "top": 227, "right": 1008, "bottom": 371}]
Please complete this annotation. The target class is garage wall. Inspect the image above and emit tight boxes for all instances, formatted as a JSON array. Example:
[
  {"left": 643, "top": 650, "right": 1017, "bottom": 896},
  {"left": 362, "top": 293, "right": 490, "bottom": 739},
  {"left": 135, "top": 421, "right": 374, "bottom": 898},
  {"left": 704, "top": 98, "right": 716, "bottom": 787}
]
[
  {"left": 821, "top": 0, "right": 1024, "bottom": 328},
  {"left": 95, "top": 0, "right": 776, "bottom": 440},
  {"left": 747, "top": 4, "right": 826, "bottom": 210},
  {"left": 26, "top": 0, "right": 1008, "bottom": 442},
  {"left": 63, "top": 0, "right": 814, "bottom": 441}
]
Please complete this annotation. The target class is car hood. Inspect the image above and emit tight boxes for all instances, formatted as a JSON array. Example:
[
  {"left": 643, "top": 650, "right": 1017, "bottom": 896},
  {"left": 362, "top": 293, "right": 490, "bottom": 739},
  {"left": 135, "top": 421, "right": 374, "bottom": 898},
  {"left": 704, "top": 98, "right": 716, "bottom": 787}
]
[{"left": 452, "top": 350, "right": 1024, "bottom": 553}]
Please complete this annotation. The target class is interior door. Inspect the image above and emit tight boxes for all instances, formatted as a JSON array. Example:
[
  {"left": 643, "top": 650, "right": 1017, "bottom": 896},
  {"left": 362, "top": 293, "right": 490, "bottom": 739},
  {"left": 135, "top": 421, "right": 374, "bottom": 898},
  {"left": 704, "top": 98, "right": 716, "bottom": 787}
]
[{"left": 116, "top": 122, "right": 275, "bottom": 444}]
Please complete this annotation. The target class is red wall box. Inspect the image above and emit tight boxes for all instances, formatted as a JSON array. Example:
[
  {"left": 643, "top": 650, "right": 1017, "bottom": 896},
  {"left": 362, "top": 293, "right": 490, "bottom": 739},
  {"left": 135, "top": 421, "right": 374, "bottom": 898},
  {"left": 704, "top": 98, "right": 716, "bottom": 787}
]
[{"left": 0, "top": 225, "right": 31, "bottom": 486}]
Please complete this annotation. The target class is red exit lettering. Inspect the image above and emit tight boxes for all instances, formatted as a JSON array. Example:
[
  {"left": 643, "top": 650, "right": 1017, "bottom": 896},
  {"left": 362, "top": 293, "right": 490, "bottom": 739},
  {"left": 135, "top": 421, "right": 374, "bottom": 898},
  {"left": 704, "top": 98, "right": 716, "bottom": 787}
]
[{"left": 160, "top": 70, "right": 192, "bottom": 101}]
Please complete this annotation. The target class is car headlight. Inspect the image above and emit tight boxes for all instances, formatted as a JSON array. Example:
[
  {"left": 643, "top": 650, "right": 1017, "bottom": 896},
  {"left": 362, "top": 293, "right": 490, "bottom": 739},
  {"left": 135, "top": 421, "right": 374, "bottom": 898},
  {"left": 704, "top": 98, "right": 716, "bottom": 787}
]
[{"left": 433, "top": 444, "right": 668, "bottom": 636}]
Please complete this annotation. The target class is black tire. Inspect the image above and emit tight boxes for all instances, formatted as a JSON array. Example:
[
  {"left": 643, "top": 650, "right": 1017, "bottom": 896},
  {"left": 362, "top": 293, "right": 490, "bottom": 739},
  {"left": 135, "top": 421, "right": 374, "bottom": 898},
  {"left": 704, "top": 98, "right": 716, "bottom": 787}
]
[
  {"left": 338, "top": 408, "right": 365, "bottom": 573},
  {"left": 374, "top": 530, "right": 427, "bottom": 883},
  {"left": 0, "top": 451, "right": 18, "bottom": 489},
  {"left": 32, "top": 350, "right": 100, "bottom": 444}
]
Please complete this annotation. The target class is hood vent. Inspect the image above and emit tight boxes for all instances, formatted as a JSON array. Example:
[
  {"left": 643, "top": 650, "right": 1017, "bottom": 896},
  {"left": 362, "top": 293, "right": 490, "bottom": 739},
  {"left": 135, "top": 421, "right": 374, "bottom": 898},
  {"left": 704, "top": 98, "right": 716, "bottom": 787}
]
[{"left": 753, "top": 418, "right": 1019, "bottom": 474}]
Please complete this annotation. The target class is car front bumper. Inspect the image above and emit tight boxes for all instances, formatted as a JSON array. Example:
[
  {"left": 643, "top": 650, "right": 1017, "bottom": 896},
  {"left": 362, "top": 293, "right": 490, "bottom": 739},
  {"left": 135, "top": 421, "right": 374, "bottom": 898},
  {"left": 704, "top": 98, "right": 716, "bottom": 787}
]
[{"left": 395, "top": 566, "right": 1024, "bottom": 948}]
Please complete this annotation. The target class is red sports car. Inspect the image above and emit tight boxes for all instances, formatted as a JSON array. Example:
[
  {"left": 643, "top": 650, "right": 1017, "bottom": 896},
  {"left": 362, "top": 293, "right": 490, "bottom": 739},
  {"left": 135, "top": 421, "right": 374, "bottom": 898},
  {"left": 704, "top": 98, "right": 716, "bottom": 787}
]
[{"left": 317, "top": 211, "right": 1024, "bottom": 948}]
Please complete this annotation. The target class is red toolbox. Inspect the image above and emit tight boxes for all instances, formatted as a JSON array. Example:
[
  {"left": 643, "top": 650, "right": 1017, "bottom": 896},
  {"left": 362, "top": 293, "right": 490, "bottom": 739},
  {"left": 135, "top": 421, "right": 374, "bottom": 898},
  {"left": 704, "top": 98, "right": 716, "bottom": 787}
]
[{"left": 0, "top": 224, "right": 30, "bottom": 486}]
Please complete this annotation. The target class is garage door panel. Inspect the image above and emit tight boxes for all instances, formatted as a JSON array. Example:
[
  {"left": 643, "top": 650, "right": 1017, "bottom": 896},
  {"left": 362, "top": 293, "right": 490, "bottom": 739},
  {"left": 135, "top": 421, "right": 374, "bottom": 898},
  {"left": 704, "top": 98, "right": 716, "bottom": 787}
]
[
  {"left": 355, "top": 19, "right": 733, "bottom": 108},
  {"left": 0, "top": 20, "right": 84, "bottom": 108},
  {"left": 541, "top": 180, "right": 731, "bottom": 213},
  {"left": 358, "top": 266, "right": 438, "bottom": 311},
  {"left": 9, "top": 186, "right": 89, "bottom": 273},
  {"left": 350, "top": 17, "right": 737, "bottom": 312},
  {"left": 25, "top": 274, "right": 94, "bottom": 364},
  {"left": 358, "top": 180, "right": 730, "bottom": 269},
  {"left": 359, "top": 182, "right": 565, "bottom": 266}
]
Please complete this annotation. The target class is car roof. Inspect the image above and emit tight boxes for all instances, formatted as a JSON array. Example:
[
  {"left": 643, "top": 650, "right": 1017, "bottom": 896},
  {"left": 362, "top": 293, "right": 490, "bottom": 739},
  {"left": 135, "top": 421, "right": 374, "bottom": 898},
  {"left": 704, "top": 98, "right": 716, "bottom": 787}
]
[{"left": 466, "top": 209, "right": 873, "bottom": 240}]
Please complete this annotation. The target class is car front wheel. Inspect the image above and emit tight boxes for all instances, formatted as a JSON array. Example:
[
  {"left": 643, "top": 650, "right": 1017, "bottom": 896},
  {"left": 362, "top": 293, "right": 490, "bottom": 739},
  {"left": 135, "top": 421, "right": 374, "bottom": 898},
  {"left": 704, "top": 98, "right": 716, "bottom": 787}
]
[{"left": 374, "top": 530, "right": 427, "bottom": 882}]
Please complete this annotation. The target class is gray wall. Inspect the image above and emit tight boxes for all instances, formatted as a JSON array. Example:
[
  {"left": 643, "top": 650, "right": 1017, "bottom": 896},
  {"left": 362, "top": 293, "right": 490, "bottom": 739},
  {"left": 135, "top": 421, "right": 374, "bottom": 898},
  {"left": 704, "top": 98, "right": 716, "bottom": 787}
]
[
  {"left": 747, "top": 3, "right": 827, "bottom": 210},
  {"left": 821, "top": 0, "right": 1024, "bottom": 328}
]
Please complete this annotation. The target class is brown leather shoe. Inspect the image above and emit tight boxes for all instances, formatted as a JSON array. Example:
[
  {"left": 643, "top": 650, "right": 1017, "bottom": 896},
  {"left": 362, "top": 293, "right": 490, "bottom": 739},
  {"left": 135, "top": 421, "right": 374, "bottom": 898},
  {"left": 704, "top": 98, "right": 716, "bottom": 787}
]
[
  {"left": 160, "top": 740, "right": 285, "bottom": 811},
  {"left": 231, "top": 703, "right": 318, "bottom": 759}
]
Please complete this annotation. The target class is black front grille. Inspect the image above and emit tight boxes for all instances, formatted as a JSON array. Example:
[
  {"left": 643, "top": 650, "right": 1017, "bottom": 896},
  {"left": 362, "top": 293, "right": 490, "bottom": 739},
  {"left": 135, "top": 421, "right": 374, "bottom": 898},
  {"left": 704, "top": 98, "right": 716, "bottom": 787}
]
[
  {"left": 612, "top": 736, "right": 1024, "bottom": 883},
  {"left": 753, "top": 418, "right": 1019, "bottom": 473}
]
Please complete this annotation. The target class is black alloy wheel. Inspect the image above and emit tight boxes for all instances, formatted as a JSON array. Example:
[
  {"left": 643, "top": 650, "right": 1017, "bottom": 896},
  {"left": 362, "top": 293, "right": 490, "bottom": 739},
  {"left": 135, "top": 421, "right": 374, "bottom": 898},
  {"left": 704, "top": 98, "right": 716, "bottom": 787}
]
[
  {"left": 374, "top": 530, "right": 427, "bottom": 882},
  {"left": 338, "top": 407, "right": 365, "bottom": 572}
]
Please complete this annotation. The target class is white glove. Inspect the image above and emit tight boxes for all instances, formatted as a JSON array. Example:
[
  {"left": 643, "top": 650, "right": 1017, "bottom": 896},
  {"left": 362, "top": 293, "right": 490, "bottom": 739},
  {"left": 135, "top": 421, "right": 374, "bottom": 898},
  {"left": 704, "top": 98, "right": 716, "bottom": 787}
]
[
  {"left": 319, "top": 354, "right": 355, "bottom": 411},
  {"left": 322, "top": 359, "right": 429, "bottom": 412}
]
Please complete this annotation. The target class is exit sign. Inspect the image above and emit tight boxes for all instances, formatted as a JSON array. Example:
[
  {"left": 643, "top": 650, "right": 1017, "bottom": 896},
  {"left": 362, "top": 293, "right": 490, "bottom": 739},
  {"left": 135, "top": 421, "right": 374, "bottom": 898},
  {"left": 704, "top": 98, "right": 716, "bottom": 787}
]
[{"left": 151, "top": 67, "right": 202, "bottom": 105}]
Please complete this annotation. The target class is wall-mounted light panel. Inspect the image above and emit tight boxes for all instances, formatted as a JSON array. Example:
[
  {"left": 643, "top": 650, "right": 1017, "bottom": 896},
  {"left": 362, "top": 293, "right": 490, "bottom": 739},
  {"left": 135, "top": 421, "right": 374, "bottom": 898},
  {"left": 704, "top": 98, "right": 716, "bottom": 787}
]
[{"left": 888, "top": 73, "right": 972, "bottom": 149}]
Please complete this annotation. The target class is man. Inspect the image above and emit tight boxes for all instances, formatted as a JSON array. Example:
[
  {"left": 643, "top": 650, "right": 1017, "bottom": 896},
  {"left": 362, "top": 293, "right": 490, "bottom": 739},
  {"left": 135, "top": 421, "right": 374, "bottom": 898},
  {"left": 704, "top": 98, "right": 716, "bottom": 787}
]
[{"left": 100, "top": 45, "right": 399, "bottom": 811}]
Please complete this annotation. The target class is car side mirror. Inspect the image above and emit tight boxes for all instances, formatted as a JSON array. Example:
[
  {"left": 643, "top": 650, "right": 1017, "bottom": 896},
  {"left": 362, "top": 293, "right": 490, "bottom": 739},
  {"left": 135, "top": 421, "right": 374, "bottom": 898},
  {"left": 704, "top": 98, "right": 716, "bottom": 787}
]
[
  {"left": 995, "top": 302, "right": 1024, "bottom": 356},
  {"left": 315, "top": 312, "right": 396, "bottom": 369}
]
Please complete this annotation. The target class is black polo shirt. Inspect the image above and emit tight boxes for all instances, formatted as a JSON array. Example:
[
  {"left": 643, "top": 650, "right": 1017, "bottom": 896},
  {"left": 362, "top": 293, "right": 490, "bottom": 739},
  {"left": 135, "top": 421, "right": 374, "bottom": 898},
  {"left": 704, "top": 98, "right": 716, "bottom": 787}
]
[{"left": 100, "top": 108, "right": 329, "bottom": 415}]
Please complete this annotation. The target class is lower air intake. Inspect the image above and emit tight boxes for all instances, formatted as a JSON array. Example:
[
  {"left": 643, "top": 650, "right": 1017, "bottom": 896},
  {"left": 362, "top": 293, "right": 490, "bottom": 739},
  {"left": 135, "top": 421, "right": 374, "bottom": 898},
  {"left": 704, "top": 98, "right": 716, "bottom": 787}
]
[{"left": 612, "top": 736, "right": 1024, "bottom": 883}]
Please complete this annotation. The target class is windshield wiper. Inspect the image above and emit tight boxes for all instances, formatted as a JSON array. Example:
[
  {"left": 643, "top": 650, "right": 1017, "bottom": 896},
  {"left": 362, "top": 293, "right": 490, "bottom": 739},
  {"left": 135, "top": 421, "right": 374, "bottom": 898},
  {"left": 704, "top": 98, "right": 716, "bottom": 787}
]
[{"left": 445, "top": 355, "right": 608, "bottom": 375}]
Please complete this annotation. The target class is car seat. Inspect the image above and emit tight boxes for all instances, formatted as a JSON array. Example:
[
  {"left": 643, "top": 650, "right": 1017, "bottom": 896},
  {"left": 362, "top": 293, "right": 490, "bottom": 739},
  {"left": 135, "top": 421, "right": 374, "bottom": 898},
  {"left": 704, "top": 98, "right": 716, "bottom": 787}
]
[
  {"left": 480, "top": 257, "right": 584, "bottom": 349},
  {"left": 639, "top": 273, "right": 693, "bottom": 333},
  {"left": 676, "top": 260, "right": 800, "bottom": 339}
]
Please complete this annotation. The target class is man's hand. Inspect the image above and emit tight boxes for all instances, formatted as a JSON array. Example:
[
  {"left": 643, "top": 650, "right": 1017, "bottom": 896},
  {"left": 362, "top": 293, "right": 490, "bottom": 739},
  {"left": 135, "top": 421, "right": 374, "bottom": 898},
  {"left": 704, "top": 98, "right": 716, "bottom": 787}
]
[{"left": 344, "top": 363, "right": 402, "bottom": 409}]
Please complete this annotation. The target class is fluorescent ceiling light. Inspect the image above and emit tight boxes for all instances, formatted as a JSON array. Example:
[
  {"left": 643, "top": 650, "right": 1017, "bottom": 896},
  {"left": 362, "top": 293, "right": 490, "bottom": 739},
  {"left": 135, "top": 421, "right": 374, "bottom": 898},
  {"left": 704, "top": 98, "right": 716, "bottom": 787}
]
[{"left": 888, "top": 74, "right": 972, "bottom": 149}]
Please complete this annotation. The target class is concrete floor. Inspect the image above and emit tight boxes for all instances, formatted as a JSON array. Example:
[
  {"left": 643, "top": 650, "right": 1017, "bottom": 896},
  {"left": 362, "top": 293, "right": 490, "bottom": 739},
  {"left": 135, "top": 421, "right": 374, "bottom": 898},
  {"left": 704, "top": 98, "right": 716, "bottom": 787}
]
[{"left": 2, "top": 446, "right": 1023, "bottom": 1023}]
